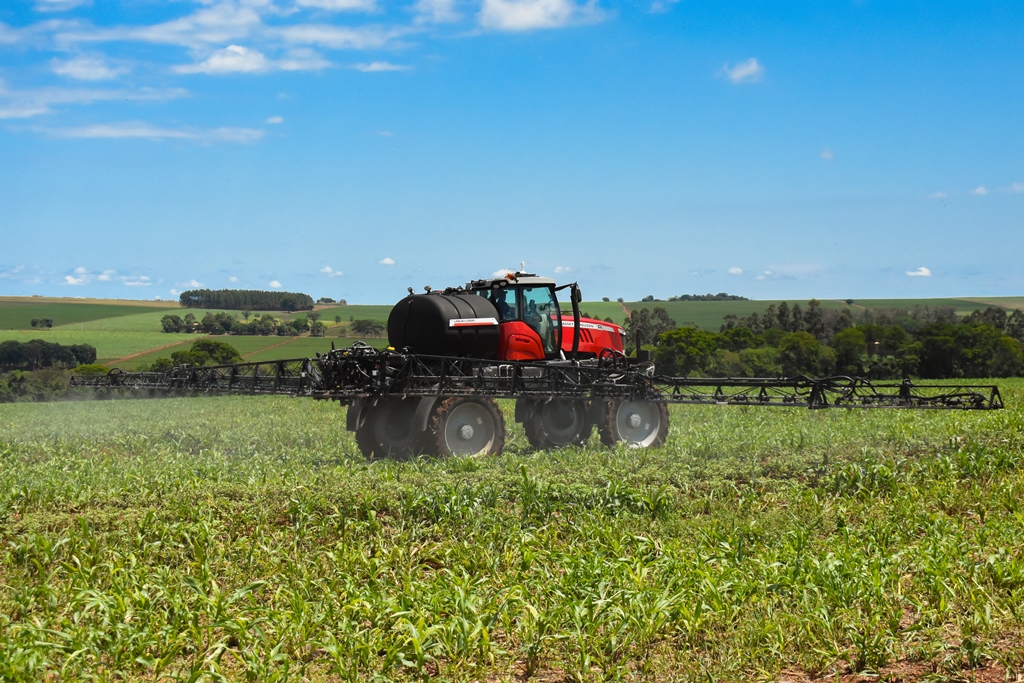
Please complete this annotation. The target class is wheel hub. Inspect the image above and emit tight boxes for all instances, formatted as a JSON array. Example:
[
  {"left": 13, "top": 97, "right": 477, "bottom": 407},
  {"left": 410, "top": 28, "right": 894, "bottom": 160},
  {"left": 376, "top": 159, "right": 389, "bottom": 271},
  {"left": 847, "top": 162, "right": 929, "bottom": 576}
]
[
  {"left": 627, "top": 412, "right": 642, "bottom": 428},
  {"left": 459, "top": 424, "right": 475, "bottom": 440}
]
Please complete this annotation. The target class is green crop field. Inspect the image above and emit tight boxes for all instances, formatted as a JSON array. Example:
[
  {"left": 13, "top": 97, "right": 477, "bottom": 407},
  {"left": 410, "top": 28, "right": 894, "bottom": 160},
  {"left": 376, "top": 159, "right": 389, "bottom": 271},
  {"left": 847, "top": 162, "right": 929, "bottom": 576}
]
[
  {"left": 2, "top": 383, "right": 1023, "bottom": 681},
  {"left": 0, "top": 299, "right": 171, "bottom": 331}
]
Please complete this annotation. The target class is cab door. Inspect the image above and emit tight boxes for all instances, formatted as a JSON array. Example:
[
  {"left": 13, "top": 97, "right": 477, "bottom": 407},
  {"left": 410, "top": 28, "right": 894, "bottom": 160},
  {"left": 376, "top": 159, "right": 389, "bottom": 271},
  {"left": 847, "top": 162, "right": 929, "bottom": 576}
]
[{"left": 491, "top": 285, "right": 561, "bottom": 361}]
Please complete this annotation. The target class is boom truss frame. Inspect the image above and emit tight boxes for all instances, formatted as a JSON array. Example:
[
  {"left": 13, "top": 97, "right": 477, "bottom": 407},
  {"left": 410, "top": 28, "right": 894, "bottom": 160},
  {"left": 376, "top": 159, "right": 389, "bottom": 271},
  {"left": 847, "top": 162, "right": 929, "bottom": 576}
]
[{"left": 69, "top": 344, "right": 1003, "bottom": 411}]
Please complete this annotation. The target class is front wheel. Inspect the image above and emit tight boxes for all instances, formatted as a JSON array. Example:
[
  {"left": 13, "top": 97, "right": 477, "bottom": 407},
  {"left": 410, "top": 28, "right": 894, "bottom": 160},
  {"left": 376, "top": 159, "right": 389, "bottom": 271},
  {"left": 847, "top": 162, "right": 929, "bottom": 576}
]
[
  {"left": 597, "top": 400, "right": 669, "bottom": 449},
  {"left": 431, "top": 397, "right": 505, "bottom": 457}
]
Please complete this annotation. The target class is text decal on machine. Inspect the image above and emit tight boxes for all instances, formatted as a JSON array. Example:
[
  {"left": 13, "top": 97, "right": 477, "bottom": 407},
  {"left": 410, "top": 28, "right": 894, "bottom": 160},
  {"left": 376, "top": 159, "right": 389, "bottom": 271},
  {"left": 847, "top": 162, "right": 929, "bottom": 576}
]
[{"left": 449, "top": 318, "right": 500, "bottom": 327}]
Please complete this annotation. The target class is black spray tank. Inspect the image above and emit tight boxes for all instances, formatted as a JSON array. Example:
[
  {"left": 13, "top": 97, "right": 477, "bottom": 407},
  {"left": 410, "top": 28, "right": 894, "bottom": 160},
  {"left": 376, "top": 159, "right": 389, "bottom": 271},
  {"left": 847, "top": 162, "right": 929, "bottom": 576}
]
[{"left": 387, "top": 293, "right": 501, "bottom": 358}]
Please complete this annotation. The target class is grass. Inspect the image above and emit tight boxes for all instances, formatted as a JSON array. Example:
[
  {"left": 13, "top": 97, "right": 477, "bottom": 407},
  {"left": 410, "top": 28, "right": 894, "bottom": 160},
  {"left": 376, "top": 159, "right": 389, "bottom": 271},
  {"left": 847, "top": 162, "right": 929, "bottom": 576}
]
[
  {"left": 1, "top": 382, "right": 1023, "bottom": 681},
  {"left": 0, "top": 330, "right": 193, "bottom": 365},
  {"left": 0, "top": 301, "right": 169, "bottom": 331}
]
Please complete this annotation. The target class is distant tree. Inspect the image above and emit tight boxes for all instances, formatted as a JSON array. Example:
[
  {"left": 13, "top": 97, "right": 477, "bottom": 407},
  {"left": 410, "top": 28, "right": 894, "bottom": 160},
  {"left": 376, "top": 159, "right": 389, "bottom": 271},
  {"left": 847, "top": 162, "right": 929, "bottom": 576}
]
[
  {"left": 69, "top": 344, "right": 97, "bottom": 365},
  {"left": 310, "top": 321, "right": 327, "bottom": 337},
  {"left": 161, "top": 314, "right": 185, "bottom": 333},
  {"left": 30, "top": 318, "right": 54, "bottom": 329},
  {"left": 779, "top": 331, "right": 832, "bottom": 376},
  {"left": 317, "top": 297, "right": 336, "bottom": 304},
  {"left": 654, "top": 327, "right": 719, "bottom": 376},
  {"left": 833, "top": 327, "right": 867, "bottom": 374},
  {"left": 334, "top": 315, "right": 342, "bottom": 324},
  {"left": 350, "top": 319, "right": 385, "bottom": 338},
  {"left": 804, "top": 300, "right": 825, "bottom": 340},
  {"left": 309, "top": 311, "right": 321, "bottom": 323},
  {"left": 622, "top": 307, "right": 677, "bottom": 352},
  {"left": 170, "top": 339, "right": 242, "bottom": 368},
  {"left": 242, "top": 310, "right": 251, "bottom": 321},
  {"left": 602, "top": 297, "right": 610, "bottom": 302},
  {"left": 776, "top": 301, "right": 790, "bottom": 331},
  {"left": 279, "top": 296, "right": 298, "bottom": 312}
]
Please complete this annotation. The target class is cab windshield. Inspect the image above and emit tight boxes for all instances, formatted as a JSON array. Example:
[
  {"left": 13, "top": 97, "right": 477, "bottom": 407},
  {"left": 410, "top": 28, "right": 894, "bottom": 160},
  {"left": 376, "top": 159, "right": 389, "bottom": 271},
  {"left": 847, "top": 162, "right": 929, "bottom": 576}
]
[
  {"left": 477, "top": 284, "right": 561, "bottom": 358},
  {"left": 521, "top": 286, "right": 560, "bottom": 357}
]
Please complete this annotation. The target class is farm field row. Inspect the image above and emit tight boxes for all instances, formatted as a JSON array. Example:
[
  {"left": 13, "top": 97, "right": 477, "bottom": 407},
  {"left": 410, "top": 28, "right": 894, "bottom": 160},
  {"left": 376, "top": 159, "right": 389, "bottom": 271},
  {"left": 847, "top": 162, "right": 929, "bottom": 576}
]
[{"left": 1, "top": 381, "right": 1022, "bottom": 680}]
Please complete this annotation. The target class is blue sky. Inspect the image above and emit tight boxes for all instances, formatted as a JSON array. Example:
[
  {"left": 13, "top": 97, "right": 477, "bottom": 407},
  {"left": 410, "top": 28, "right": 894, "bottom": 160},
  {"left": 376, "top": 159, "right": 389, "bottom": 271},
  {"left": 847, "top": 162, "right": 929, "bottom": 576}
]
[{"left": 1, "top": 0, "right": 1021, "bottom": 304}]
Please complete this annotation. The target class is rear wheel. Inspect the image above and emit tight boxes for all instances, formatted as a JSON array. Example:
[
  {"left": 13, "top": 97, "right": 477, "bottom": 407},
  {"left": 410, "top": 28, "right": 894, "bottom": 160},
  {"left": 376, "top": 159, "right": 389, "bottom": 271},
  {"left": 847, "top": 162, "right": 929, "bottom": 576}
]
[
  {"left": 597, "top": 399, "right": 669, "bottom": 448},
  {"left": 356, "top": 398, "right": 433, "bottom": 458},
  {"left": 432, "top": 397, "right": 505, "bottom": 457},
  {"left": 523, "top": 398, "right": 592, "bottom": 450}
]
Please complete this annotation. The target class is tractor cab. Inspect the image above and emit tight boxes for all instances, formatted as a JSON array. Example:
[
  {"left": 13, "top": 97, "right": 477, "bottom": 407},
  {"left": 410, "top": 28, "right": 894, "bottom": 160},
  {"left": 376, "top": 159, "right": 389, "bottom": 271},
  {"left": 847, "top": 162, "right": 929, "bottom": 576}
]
[
  {"left": 467, "top": 273, "right": 562, "bottom": 361},
  {"left": 466, "top": 272, "right": 626, "bottom": 362}
]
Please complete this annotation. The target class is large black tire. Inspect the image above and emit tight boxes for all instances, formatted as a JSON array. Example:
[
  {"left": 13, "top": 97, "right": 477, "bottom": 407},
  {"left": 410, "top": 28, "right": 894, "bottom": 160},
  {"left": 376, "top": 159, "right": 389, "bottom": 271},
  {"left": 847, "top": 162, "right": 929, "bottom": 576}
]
[
  {"left": 356, "top": 398, "right": 434, "bottom": 458},
  {"left": 431, "top": 397, "right": 505, "bottom": 457},
  {"left": 522, "top": 398, "right": 593, "bottom": 450},
  {"left": 597, "top": 399, "right": 669, "bottom": 449}
]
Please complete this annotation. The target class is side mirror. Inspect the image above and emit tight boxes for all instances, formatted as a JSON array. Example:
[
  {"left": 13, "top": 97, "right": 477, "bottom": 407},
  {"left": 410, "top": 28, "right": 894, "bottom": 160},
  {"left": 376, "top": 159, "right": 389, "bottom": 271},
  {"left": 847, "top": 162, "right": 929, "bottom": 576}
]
[{"left": 571, "top": 285, "right": 583, "bottom": 303}]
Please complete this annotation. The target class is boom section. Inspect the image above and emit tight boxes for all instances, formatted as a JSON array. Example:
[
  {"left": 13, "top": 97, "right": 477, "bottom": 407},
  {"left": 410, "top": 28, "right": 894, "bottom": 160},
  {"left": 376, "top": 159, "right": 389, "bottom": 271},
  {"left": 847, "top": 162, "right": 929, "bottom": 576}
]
[{"left": 69, "top": 346, "right": 1003, "bottom": 410}]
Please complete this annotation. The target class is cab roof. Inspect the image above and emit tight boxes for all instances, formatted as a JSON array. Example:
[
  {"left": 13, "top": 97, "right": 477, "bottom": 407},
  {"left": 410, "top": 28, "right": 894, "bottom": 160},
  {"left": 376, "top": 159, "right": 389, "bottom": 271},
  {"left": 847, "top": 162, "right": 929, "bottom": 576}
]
[{"left": 466, "top": 272, "right": 557, "bottom": 291}]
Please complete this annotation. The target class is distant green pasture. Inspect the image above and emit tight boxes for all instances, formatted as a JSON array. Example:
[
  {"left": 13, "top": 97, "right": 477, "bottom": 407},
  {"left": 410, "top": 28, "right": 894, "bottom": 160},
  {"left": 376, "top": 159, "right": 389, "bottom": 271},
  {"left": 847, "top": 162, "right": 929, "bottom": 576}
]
[
  {"left": 0, "top": 302, "right": 168, "bottom": 330},
  {"left": 0, "top": 330, "right": 192, "bottom": 364}
]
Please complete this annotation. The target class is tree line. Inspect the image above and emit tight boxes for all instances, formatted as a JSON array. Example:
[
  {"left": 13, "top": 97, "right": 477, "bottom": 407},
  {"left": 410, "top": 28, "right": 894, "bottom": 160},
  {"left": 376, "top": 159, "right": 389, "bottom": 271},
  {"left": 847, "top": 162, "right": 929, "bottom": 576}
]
[
  {"left": 162, "top": 312, "right": 327, "bottom": 337},
  {"left": 0, "top": 340, "right": 97, "bottom": 371},
  {"left": 178, "top": 289, "right": 314, "bottom": 311},
  {"left": 625, "top": 301, "right": 1024, "bottom": 379}
]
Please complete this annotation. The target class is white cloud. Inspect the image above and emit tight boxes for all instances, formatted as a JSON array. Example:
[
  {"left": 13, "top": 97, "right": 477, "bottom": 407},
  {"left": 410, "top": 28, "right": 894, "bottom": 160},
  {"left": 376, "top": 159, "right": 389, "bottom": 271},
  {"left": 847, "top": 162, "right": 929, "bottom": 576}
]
[
  {"left": 52, "top": 55, "right": 129, "bottom": 81},
  {"left": 971, "top": 186, "right": 988, "bottom": 196},
  {"left": 170, "top": 289, "right": 179, "bottom": 296},
  {"left": 755, "top": 264, "right": 821, "bottom": 280},
  {"left": 269, "top": 279, "right": 282, "bottom": 288},
  {"left": 906, "top": 266, "right": 931, "bottom": 277},
  {"left": 35, "top": 0, "right": 92, "bottom": 12},
  {"left": 275, "top": 24, "right": 400, "bottom": 49},
  {"left": 97, "top": 269, "right": 115, "bottom": 281},
  {"left": 354, "top": 61, "right": 410, "bottom": 72},
  {"left": 58, "top": 3, "right": 265, "bottom": 50},
  {"left": 37, "top": 121, "right": 265, "bottom": 143},
  {"left": 553, "top": 265, "right": 571, "bottom": 274},
  {"left": 266, "top": 116, "right": 284, "bottom": 123},
  {"left": 172, "top": 45, "right": 330, "bottom": 75},
  {"left": 320, "top": 266, "right": 344, "bottom": 277},
  {"left": 0, "top": 24, "right": 22, "bottom": 46},
  {"left": 414, "top": 0, "right": 460, "bottom": 23},
  {"left": 479, "top": 0, "right": 599, "bottom": 31},
  {"left": 122, "top": 275, "right": 151, "bottom": 286},
  {"left": 648, "top": 0, "right": 680, "bottom": 13},
  {"left": 820, "top": 148, "right": 834, "bottom": 161},
  {"left": 187, "top": 279, "right": 203, "bottom": 287},
  {"left": 378, "top": 257, "right": 395, "bottom": 266},
  {"left": 0, "top": 82, "right": 188, "bottom": 119},
  {"left": 728, "top": 267, "right": 743, "bottom": 275},
  {"left": 63, "top": 266, "right": 90, "bottom": 285},
  {"left": 929, "top": 191, "right": 947, "bottom": 199},
  {"left": 174, "top": 45, "right": 270, "bottom": 74},
  {"left": 229, "top": 276, "right": 239, "bottom": 282},
  {"left": 1011, "top": 183, "right": 1024, "bottom": 193},
  {"left": 492, "top": 269, "right": 513, "bottom": 277},
  {"left": 377, "top": 130, "right": 394, "bottom": 136},
  {"left": 720, "top": 58, "right": 764, "bottom": 84},
  {"left": 0, "top": 265, "right": 27, "bottom": 280},
  {"left": 296, "top": 0, "right": 377, "bottom": 11}
]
